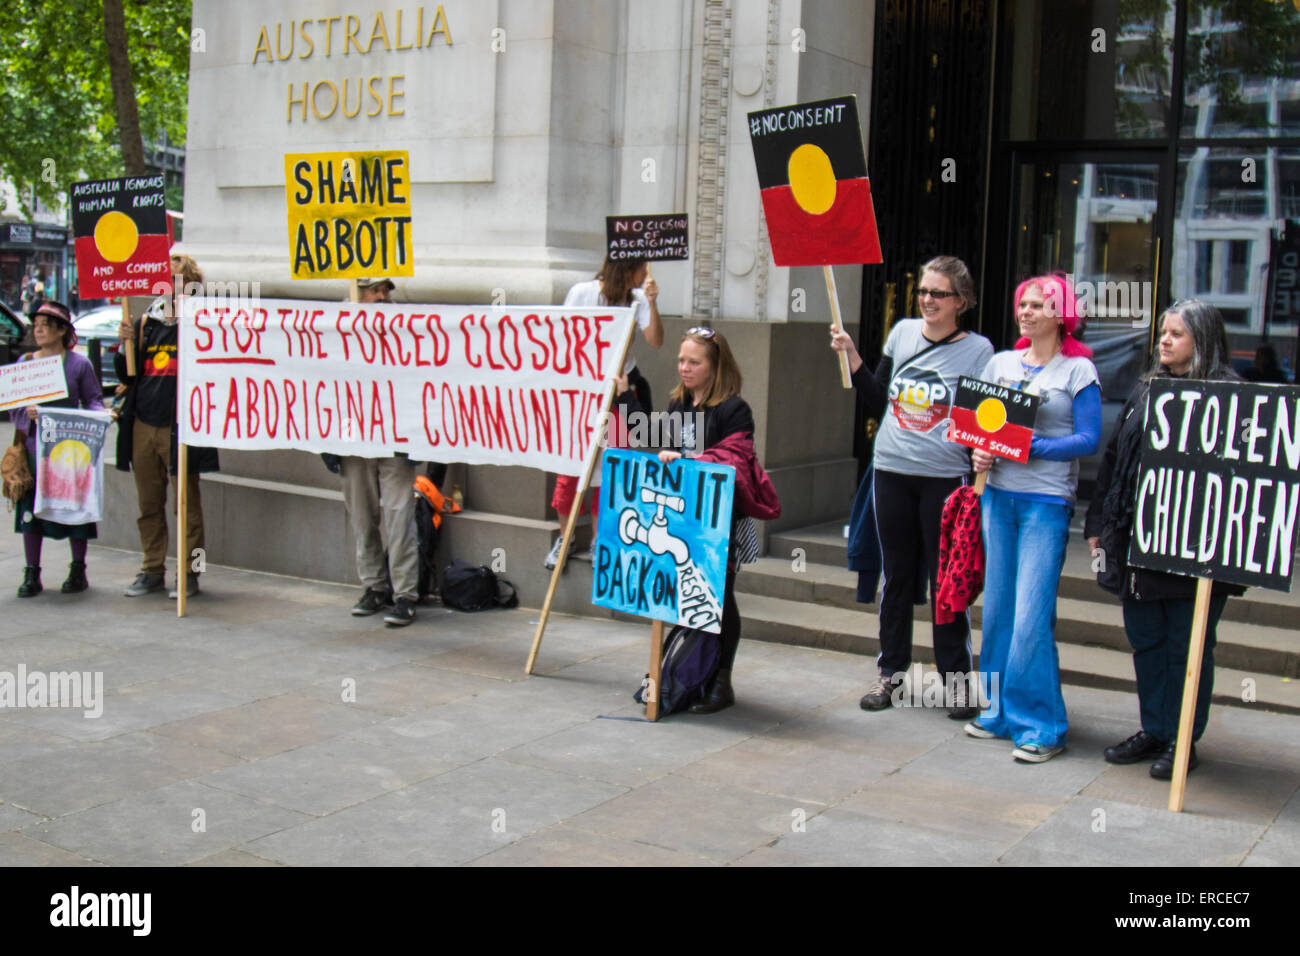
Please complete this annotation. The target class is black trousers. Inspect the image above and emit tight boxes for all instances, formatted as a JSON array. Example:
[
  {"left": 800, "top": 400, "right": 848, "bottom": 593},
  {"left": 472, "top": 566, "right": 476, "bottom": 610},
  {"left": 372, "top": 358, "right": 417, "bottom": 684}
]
[
  {"left": 872, "top": 469, "right": 972, "bottom": 679},
  {"left": 718, "top": 568, "right": 740, "bottom": 670}
]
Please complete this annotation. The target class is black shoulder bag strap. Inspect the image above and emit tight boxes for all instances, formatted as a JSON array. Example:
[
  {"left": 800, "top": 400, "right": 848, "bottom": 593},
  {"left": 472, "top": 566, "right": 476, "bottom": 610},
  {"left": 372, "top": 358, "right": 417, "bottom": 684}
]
[{"left": 891, "top": 328, "right": 963, "bottom": 379}]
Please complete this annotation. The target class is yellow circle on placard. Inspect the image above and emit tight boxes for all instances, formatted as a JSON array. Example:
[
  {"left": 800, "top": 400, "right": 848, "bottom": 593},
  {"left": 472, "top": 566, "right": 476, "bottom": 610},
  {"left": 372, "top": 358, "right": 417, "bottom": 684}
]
[
  {"left": 93, "top": 211, "right": 139, "bottom": 263},
  {"left": 787, "top": 144, "right": 837, "bottom": 215},
  {"left": 975, "top": 397, "right": 1007, "bottom": 432}
]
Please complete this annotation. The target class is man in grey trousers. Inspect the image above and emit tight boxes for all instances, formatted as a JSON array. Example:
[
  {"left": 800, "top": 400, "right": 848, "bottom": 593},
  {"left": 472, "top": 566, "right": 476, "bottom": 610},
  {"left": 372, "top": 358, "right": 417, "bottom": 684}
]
[{"left": 340, "top": 278, "right": 418, "bottom": 627}]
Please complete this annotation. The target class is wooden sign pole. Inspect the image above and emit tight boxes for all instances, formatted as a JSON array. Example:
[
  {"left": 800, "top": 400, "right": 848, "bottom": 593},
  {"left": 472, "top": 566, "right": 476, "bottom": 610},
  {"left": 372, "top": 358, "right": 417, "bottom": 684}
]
[
  {"left": 1168, "top": 576, "right": 1214, "bottom": 812},
  {"left": 524, "top": 318, "right": 639, "bottom": 674},
  {"left": 177, "top": 442, "right": 189, "bottom": 617},
  {"left": 973, "top": 472, "right": 988, "bottom": 496},
  {"left": 823, "top": 265, "right": 852, "bottom": 390},
  {"left": 646, "top": 620, "right": 664, "bottom": 721},
  {"left": 121, "top": 298, "right": 136, "bottom": 377}
]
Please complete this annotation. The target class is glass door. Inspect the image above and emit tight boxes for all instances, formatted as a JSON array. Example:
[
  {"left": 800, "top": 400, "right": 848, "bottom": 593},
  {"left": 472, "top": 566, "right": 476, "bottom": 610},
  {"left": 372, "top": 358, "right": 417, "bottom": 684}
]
[{"left": 1009, "top": 153, "right": 1167, "bottom": 491}]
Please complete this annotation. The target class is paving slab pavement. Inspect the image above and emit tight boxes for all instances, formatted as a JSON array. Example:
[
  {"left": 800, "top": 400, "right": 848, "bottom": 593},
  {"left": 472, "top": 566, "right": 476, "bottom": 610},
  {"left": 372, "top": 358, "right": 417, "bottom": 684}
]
[{"left": 1, "top": 536, "right": 1298, "bottom": 867}]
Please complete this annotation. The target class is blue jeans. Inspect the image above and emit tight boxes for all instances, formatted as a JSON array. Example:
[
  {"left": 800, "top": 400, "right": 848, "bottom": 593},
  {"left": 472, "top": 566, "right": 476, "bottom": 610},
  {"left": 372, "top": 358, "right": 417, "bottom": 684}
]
[{"left": 975, "top": 486, "right": 1071, "bottom": 748}]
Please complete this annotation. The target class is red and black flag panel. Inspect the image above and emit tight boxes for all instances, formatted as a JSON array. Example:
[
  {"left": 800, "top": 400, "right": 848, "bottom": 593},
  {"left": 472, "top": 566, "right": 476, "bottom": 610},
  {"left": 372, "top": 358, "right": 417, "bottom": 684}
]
[
  {"left": 606, "top": 214, "right": 689, "bottom": 261},
  {"left": 746, "top": 95, "right": 882, "bottom": 267},
  {"left": 71, "top": 175, "right": 170, "bottom": 299},
  {"left": 948, "top": 376, "right": 1040, "bottom": 463}
]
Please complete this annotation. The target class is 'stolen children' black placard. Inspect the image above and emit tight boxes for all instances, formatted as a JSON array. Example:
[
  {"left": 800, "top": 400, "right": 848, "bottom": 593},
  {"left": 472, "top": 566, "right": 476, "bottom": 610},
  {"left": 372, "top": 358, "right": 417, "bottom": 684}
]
[
  {"left": 1128, "top": 379, "right": 1300, "bottom": 592},
  {"left": 605, "top": 214, "right": 689, "bottom": 261}
]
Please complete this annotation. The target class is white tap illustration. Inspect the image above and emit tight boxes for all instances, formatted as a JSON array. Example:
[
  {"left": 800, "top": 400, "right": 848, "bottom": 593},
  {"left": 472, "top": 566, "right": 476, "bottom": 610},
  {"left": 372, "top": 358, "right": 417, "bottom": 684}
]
[{"left": 619, "top": 487, "right": 690, "bottom": 565}]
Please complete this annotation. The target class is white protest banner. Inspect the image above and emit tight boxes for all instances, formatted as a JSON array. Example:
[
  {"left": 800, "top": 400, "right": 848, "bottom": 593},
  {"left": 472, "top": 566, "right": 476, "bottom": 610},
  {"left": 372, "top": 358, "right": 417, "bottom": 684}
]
[
  {"left": 0, "top": 355, "right": 68, "bottom": 412},
  {"left": 34, "top": 408, "right": 114, "bottom": 525},
  {"left": 177, "top": 297, "right": 637, "bottom": 477}
]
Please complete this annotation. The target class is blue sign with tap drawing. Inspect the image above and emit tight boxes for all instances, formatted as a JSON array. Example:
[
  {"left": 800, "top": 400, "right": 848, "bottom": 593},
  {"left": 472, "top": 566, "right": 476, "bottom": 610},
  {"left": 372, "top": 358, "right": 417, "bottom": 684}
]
[{"left": 591, "top": 449, "right": 735, "bottom": 634}]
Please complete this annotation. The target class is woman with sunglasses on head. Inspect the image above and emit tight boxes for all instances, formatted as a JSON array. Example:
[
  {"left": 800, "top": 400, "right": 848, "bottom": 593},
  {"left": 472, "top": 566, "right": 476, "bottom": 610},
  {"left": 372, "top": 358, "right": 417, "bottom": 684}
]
[
  {"left": 1084, "top": 300, "right": 1242, "bottom": 779},
  {"left": 831, "top": 256, "right": 994, "bottom": 718},
  {"left": 617, "top": 326, "right": 778, "bottom": 713},
  {"left": 966, "top": 275, "right": 1101, "bottom": 763},
  {"left": 10, "top": 302, "right": 106, "bottom": 597}
]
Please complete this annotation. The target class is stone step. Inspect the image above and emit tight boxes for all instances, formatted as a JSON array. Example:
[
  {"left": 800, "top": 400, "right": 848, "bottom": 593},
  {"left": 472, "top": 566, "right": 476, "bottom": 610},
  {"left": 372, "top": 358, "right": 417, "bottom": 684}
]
[
  {"left": 735, "top": 592, "right": 1300, "bottom": 716},
  {"left": 768, "top": 518, "right": 1300, "bottom": 630},
  {"left": 734, "top": 556, "right": 1300, "bottom": 679}
]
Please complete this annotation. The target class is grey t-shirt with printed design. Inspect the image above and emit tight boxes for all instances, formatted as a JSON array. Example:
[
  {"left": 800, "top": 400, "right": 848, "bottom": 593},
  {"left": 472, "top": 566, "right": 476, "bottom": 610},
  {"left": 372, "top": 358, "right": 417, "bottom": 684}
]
[
  {"left": 982, "top": 350, "right": 1100, "bottom": 504},
  {"left": 870, "top": 319, "right": 995, "bottom": 478}
]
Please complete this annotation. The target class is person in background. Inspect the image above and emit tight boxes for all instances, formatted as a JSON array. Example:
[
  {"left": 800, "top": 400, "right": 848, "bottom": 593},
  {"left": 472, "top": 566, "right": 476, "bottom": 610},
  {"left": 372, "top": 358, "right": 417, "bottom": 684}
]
[
  {"left": 338, "top": 277, "right": 421, "bottom": 627},
  {"left": 115, "top": 254, "right": 218, "bottom": 599},
  {"left": 546, "top": 254, "right": 663, "bottom": 569},
  {"left": 1084, "top": 300, "right": 1243, "bottom": 779},
  {"left": 1241, "top": 342, "right": 1288, "bottom": 384},
  {"left": 830, "top": 256, "right": 994, "bottom": 719},
  {"left": 10, "top": 302, "right": 105, "bottom": 596},
  {"left": 966, "top": 275, "right": 1101, "bottom": 763}
]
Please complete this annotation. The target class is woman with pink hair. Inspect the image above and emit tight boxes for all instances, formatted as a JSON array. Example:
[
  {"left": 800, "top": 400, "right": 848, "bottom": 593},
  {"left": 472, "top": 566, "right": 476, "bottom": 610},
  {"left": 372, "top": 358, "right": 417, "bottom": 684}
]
[{"left": 964, "top": 275, "right": 1100, "bottom": 763}]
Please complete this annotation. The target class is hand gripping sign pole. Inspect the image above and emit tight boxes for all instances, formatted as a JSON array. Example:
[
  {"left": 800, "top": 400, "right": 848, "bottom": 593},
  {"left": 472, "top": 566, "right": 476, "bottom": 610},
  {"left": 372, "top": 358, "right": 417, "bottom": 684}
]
[{"left": 525, "top": 317, "right": 640, "bottom": 675}]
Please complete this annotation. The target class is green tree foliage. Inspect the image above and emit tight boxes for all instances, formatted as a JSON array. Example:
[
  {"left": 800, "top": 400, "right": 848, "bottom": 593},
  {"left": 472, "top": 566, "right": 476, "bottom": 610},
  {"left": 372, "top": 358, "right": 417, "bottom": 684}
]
[{"left": 0, "top": 0, "right": 192, "bottom": 213}]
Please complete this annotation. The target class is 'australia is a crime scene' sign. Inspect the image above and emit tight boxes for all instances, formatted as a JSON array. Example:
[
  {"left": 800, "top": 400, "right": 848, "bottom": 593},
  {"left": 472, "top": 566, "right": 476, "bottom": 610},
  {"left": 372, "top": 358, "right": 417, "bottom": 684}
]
[
  {"left": 284, "top": 150, "right": 413, "bottom": 280},
  {"left": 1129, "top": 379, "right": 1300, "bottom": 592}
]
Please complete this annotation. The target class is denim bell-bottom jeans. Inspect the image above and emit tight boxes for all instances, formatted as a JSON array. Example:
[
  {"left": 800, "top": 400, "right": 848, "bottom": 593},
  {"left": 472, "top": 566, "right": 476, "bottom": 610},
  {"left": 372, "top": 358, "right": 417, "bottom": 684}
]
[{"left": 974, "top": 485, "right": 1072, "bottom": 749}]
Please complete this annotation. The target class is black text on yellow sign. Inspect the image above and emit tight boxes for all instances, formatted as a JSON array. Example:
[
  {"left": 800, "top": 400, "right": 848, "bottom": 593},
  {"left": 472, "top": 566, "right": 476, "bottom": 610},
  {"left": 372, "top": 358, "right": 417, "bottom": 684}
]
[{"left": 284, "top": 150, "right": 413, "bottom": 280}]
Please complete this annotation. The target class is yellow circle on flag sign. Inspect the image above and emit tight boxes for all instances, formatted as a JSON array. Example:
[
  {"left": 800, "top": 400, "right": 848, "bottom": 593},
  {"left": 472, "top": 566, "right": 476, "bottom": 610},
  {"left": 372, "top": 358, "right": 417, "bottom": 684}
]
[
  {"left": 975, "top": 397, "right": 1007, "bottom": 432},
  {"left": 787, "top": 144, "right": 837, "bottom": 215},
  {"left": 93, "top": 210, "right": 140, "bottom": 263}
]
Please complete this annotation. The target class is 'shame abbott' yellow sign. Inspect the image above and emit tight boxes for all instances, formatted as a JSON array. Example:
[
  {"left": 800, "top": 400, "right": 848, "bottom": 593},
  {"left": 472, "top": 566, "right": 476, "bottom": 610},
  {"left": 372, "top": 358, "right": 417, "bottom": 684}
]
[{"left": 284, "top": 150, "right": 414, "bottom": 280}]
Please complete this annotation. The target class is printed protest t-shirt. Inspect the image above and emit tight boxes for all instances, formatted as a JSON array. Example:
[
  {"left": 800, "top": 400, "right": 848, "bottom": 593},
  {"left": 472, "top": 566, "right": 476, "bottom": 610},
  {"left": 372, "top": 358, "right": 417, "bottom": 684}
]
[
  {"left": 872, "top": 319, "right": 994, "bottom": 478},
  {"left": 983, "top": 350, "right": 1100, "bottom": 504}
]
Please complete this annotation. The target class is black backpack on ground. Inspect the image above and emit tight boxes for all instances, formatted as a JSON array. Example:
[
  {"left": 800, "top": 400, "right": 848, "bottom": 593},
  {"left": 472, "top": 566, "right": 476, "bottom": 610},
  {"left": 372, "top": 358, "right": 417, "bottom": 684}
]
[
  {"left": 634, "top": 625, "right": 721, "bottom": 716},
  {"left": 441, "top": 558, "right": 518, "bottom": 611}
]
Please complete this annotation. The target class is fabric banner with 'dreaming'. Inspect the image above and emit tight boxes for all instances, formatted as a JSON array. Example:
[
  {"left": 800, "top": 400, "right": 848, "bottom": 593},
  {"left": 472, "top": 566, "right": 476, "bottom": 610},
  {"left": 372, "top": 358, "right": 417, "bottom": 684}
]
[
  {"left": 177, "top": 297, "right": 636, "bottom": 476},
  {"left": 34, "top": 408, "right": 114, "bottom": 526}
]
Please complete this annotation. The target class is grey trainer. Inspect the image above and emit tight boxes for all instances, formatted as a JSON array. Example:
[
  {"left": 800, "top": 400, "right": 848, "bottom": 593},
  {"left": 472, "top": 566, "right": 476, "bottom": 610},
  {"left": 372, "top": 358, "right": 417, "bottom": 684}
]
[{"left": 124, "top": 572, "right": 165, "bottom": 597}]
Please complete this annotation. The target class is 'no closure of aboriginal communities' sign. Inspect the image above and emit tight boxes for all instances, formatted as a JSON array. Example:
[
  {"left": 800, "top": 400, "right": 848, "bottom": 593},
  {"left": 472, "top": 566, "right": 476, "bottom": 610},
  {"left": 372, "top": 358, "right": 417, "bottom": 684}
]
[
  {"left": 1129, "top": 379, "right": 1300, "bottom": 592},
  {"left": 591, "top": 449, "right": 735, "bottom": 634},
  {"left": 605, "top": 214, "right": 689, "bottom": 261},
  {"left": 177, "top": 297, "right": 636, "bottom": 477}
]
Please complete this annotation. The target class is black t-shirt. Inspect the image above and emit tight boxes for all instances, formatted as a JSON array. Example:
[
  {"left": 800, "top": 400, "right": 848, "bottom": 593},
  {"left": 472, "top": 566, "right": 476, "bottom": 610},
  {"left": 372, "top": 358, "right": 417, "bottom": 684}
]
[
  {"left": 133, "top": 318, "right": 180, "bottom": 428},
  {"left": 667, "top": 393, "right": 754, "bottom": 453}
]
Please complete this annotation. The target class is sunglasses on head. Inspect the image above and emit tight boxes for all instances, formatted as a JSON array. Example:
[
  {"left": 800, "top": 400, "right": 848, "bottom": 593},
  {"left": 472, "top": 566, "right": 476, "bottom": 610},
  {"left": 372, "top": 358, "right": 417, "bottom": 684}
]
[{"left": 686, "top": 326, "right": 716, "bottom": 338}]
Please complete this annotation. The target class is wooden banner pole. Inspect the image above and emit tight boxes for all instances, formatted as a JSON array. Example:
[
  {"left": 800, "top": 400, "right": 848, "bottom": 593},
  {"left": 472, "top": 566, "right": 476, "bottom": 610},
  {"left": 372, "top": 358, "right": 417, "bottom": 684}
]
[
  {"left": 823, "top": 265, "right": 852, "bottom": 390},
  {"left": 646, "top": 620, "right": 665, "bottom": 721},
  {"left": 525, "top": 318, "right": 639, "bottom": 674},
  {"left": 973, "top": 471, "right": 988, "bottom": 496},
  {"left": 121, "top": 298, "right": 136, "bottom": 377},
  {"left": 177, "top": 442, "right": 189, "bottom": 617},
  {"left": 1168, "top": 576, "right": 1214, "bottom": 812}
]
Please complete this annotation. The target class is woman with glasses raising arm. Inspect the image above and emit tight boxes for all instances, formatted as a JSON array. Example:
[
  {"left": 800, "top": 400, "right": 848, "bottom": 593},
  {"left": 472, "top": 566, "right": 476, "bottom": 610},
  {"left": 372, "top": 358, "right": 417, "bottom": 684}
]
[{"left": 831, "top": 256, "right": 994, "bottom": 718}]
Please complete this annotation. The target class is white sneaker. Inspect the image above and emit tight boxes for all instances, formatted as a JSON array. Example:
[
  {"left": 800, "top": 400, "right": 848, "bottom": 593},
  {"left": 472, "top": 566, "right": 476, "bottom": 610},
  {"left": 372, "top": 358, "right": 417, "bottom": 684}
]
[
  {"left": 964, "top": 721, "right": 997, "bottom": 739},
  {"left": 544, "top": 535, "right": 567, "bottom": 570}
]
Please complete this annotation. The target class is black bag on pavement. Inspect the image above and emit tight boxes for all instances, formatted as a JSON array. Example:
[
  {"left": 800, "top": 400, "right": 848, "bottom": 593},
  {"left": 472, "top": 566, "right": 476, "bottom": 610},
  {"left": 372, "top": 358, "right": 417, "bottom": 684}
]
[
  {"left": 441, "top": 558, "right": 518, "bottom": 611},
  {"left": 633, "top": 625, "right": 721, "bottom": 715}
]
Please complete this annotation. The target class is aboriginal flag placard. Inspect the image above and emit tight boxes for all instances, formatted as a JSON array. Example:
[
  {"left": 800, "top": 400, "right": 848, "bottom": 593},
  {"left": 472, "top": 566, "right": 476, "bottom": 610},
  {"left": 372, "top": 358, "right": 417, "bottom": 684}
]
[
  {"left": 948, "top": 376, "right": 1040, "bottom": 463},
  {"left": 71, "top": 175, "right": 170, "bottom": 299},
  {"left": 606, "top": 214, "right": 689, "bottom": 261},
  {"left": 747, "top": 95, "right": 882, "bottom": 267}
]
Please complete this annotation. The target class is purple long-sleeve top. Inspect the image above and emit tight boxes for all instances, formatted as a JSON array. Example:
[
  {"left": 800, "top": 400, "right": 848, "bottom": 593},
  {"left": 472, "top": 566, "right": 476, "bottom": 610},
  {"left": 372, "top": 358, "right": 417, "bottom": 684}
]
[{"left": 10, "top": 351, "right": 106, "bottom": 455}]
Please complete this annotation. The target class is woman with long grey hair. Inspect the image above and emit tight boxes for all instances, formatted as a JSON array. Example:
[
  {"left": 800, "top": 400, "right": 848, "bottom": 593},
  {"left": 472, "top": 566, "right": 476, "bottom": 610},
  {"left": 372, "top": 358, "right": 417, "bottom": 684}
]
[{"left": 1083, "top": 299, "right": 1243, "bottom": 779}]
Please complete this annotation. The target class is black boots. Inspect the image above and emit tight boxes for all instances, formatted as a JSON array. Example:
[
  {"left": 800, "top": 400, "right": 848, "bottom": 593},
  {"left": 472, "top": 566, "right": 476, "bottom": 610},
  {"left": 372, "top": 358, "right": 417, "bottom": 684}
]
[
  {"left": 690, "top": 668, "right": 735, "bottom": 714},
  {"left": 61, "top": 561, "right": 88, "bottom": 593},
  {"left": 17, "top": 565, "right": 41, "bottom": 598}
]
